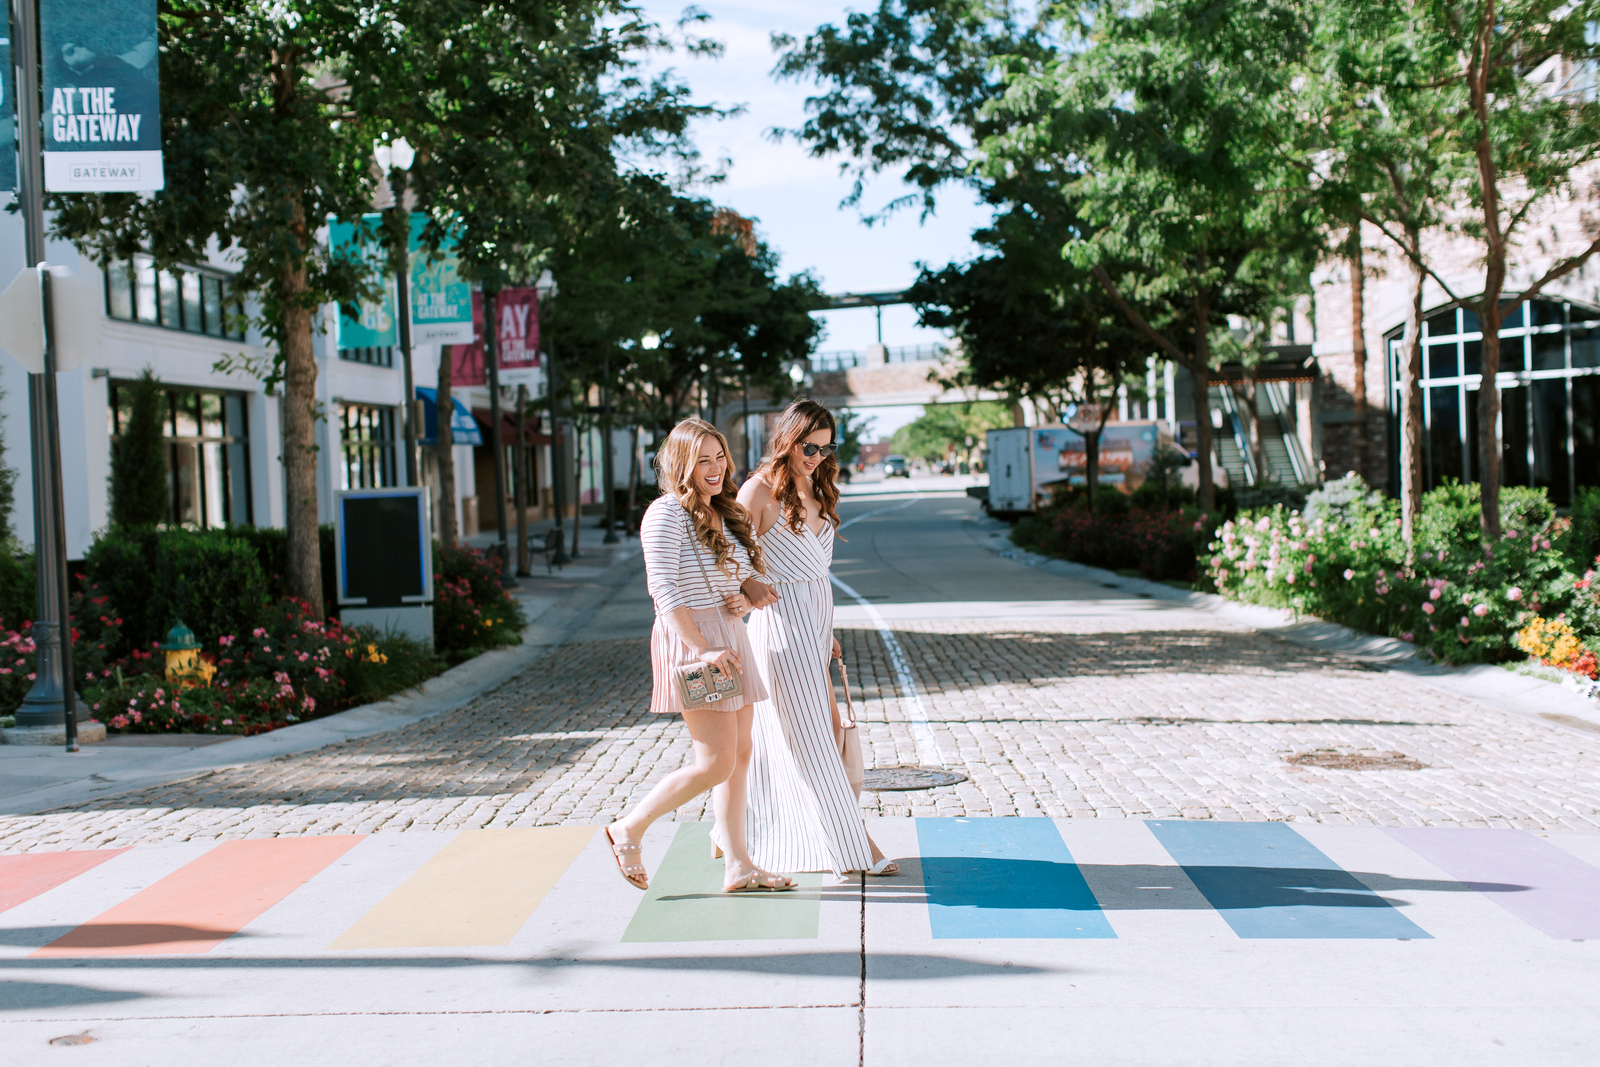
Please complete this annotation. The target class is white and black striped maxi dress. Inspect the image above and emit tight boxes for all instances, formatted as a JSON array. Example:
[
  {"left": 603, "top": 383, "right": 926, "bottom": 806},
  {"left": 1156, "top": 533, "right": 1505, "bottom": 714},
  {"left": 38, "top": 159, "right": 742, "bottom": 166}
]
[{"left": 744, "top": 519, "right": 874, "bottom": 875}]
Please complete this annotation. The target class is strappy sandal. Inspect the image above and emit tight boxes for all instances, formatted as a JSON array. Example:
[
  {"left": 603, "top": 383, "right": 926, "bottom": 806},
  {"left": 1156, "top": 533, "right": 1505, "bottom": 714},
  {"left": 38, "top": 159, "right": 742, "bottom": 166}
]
[
  {"left": 605, "top": 826, "right": 649, "bottom": 890},
  {"left": 724, "top": 868, "right": 798, "bottom": 893},
  {"left": 864, "top": 857, "right": 900, "bottom": 877}
]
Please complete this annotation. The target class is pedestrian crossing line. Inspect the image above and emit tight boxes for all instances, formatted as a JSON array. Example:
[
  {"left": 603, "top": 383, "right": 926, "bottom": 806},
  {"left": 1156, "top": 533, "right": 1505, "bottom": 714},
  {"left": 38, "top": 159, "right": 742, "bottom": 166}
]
[
  {"left": 621, "top": 822, "right": 825, "bottom": 943},
  {"left": 1386, "top": 827, "right": 1600, "bottom": 940},
  {"left": 30, "top": 836, "right": 365, "bottom": 957},
  {"left": 1146, "top": 821, "right": 1431, "bottom": 939},
  {"left": 0, "top": 848, "right": 128, "bottom": 914},
  {"left": 331, "top": 827, "right": 596, "bottom": 950},
  {"left": 918, "top": 817, "right": 1116, "bottom": 939}
]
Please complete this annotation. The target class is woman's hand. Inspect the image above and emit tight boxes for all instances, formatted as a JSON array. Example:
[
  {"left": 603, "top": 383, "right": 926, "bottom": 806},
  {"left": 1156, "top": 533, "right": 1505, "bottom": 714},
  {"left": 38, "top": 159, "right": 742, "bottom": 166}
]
[
  {"left": 742, "top": 578, "right": 781, "bottom": 610},
  {"left": 699, "top": 645, "right": 742, "bottom": 676},
  {"left": 831, "top": 635, "right": 843, "bottom": 660},
  {"left": 723, "top": 591, "right": 752, "bottom": 618}
]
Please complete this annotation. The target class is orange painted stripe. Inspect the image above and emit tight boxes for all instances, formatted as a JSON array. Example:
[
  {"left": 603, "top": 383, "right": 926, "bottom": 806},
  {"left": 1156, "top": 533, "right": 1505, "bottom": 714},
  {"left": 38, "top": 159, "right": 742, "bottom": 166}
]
[
  {"left": 0, "top": 849, "right": 130, "bottom": 913},
  {"left": 31, "top": 836, "right": 364, "bottom": 957}
]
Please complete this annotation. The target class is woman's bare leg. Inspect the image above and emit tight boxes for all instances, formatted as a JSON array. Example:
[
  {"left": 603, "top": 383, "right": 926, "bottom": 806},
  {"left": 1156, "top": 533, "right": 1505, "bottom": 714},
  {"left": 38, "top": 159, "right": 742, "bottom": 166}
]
[{"left": 608, "top": 707, "right": 740, "bottom": 857}]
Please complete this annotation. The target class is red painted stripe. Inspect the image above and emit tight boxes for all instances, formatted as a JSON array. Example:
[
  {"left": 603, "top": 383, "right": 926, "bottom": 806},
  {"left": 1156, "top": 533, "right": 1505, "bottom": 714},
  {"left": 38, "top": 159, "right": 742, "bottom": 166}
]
[
  {"left": 31, "top": 836, "right": 364, "bottom": 957},
  {"left": 0, "top": 849, "right": 130, "bottom": 913}
]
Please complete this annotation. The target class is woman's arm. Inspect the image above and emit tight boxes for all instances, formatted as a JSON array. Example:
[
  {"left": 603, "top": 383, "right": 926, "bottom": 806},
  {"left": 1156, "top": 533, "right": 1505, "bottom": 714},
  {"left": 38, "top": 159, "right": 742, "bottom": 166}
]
[
  {"left": 661, "top": 605, "right": 742, "bottom": 675},
  {"left": 736, "top": 474, "right": 781, "bottom": 536},
  {"left": 641, "top": 502, "right": 691, "bottom": 614}
]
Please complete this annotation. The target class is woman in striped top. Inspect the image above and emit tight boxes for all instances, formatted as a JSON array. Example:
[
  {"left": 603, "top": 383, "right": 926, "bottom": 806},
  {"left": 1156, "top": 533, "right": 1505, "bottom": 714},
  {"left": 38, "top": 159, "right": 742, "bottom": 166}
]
[
  {"left": 604, "top": 418, "right": 797, "bottom": 894},
  {"left": 736, "top": 399, "right": 899, "bottom": 877}
]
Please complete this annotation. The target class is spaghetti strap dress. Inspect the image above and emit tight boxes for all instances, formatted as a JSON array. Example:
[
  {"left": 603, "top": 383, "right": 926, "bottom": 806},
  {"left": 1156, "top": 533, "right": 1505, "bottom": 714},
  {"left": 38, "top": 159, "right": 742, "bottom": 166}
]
[{"left": 743, "top": 518, "right": 873, "bottom": 876}]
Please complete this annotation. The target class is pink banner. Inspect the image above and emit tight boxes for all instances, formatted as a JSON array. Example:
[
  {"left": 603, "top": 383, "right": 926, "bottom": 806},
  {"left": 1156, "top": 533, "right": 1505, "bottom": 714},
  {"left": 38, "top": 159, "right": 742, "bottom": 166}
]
[{"left": 447, "top": 289, "right": 539, "bottom": 386}]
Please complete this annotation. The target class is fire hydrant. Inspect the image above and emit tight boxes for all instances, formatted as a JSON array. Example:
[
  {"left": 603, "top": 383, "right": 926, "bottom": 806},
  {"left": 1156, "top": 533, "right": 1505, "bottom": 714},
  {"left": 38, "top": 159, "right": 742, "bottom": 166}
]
[{"left": 160, "top": 621, "right": 215, "bottom": 688}]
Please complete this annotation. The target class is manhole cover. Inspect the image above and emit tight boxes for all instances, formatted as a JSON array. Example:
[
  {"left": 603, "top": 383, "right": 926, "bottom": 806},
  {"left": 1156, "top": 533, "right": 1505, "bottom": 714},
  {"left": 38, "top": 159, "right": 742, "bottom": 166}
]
[
  {"left": 862, "top": 766, "right": 968, "bottom": 791},
  {"left": 1286, "top": 750, "right": 1424, "bottom": 770}
]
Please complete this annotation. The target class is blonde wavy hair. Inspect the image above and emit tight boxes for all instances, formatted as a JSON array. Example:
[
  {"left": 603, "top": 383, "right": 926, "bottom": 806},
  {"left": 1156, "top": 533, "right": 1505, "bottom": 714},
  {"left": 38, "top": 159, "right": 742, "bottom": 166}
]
[{"left": 655, "top": 418, "right": 765, "bottom": 578}]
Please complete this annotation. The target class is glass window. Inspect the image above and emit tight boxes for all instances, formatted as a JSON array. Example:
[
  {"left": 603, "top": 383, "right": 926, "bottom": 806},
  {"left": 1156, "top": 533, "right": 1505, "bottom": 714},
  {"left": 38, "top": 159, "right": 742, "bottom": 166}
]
[
  {"left": 1462, "top": 307, "right": 1481, "bottom": 334},
  {"left": 1531, "top": 331, "right": 1566, "bottom": 371},
  {"left": 1532, "top": 379, "right": 1570, "bottom": 504},
  {"left": 181, "top": 271, "right": 202, "bottom": 333},
  {"left": 1575, "top": 376, "right": 1600, "bottom": 491},
  {"left": 1502, "top": 386, "right": 1529, "bottom": 486},
  {"left": 157, "top": 270, "right": 181, "bottom": 328},
  {"left": 340, "top": 404, "right": 398, "bottom": 489},
  {"left": 172, "top": 393, "right": 200, "bottom": 438},
  {"left": 199, "top": 393, "right": 223, "bottom": 437},
  {"left": 1573, "top": 329, "right": 1600, "bottom": 368},
  {"left": 107, "top": 263, "right": 133, "bottom": 321},
  {"left": 339, "top": 346, "right": 394, "bottom": 368},
  {"left": 1426, "top": 309, "right": 1457, "bottom": 337},
  {"left": 135, "top": 256, "right": 158, "bottom": 323},
  {"left": 1427, "top": 343, "right": 1458, "bottom": 379},
  {"left": 1500, "top": 334, "right": 1527, "bottom": 373},
  {"left": 1428, "top": 386, "right": 1464, "bottom": 488},
  {"left": 1530, "top": 301, "right": 1566, "bottom": 327},
  {"left": 1463, "top": 340, "right": 1482, "bottom": 376},
  {"left": 202, "top": 275, "right": 224, "bottom": 337},
  {"left": 1501, "top": 302, "right": 1525, "bottom": 331},
  {"left": 109, "top": 382, "right": 252, "bottom": 529}
]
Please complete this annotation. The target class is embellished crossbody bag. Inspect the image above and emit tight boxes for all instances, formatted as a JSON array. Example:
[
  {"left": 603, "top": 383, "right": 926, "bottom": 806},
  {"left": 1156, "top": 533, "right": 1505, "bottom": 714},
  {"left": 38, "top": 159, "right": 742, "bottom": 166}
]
[
  {"left": 672, "top": 516, "right": 746, "bottom": 709},
  {"left": 833, "top": 652, "right": 865, "bottom": 797}
]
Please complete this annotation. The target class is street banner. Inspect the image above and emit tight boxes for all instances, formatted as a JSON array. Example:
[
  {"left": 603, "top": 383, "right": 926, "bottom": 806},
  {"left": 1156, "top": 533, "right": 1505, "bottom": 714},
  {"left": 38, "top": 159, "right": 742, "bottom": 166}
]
[
  {"left": 408, "top": 214, "right": 474, "bottom": 345},
  {"left": 448, "top": 289, "right": 543, "bottom": 388},
  {"left": 495, "top": 287, "right": 542, "bottom": 387},
  {"left": 0, "top": 5, "right": 15, "bottom": 191},
  {"left": 328, "top": 215, "right": 398, "bottom": 350},
  {"left": 41, "top": 0, "right": 164, "bottom": 192}
]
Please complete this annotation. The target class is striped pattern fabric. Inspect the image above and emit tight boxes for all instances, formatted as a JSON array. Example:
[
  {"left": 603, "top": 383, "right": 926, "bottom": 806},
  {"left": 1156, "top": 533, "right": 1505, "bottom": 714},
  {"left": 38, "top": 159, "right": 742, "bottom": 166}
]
[
  {"left": 641, "top": 496, "right": 754, "bottom": 613},
  {"left": 647, "top": 606, "right": 769, "bottom": 716},
  {"left": 744, "top": 519, "right": 874, "bottom": 875}
]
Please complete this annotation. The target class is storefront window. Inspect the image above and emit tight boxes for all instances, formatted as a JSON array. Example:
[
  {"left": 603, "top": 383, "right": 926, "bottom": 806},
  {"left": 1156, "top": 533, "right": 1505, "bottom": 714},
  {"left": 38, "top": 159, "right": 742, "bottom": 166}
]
[
  {"left": 105, "top": 255, "right": 247, "bottom": 340},
  {"left": 340, "top": 404, "right": 399, "bottom": 489},
  {"left": 110, "top": 383, "right": 253, "bottom": 528}
]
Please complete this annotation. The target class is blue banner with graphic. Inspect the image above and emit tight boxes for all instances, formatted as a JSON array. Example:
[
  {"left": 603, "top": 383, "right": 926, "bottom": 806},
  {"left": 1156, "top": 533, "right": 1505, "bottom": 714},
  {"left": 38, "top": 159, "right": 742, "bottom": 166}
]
[{"left": 41, "top": 0, "right": 164, "bottom": 191}]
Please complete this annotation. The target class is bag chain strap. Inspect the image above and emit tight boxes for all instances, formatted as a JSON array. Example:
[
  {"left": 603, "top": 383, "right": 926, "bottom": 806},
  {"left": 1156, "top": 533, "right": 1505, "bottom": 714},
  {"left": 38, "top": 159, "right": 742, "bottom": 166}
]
[
  {"left": 685, "top": 512, "right": 736, "bottom": 653},
  {"left": 833, "top": 655, "right": 856, "bottom": 729}
]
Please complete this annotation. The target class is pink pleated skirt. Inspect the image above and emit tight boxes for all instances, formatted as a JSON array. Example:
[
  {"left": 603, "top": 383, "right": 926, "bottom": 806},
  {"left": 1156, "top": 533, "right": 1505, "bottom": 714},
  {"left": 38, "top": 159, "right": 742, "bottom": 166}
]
[{"left": 649, "top": 607, "right": 769, "bottom": 715}]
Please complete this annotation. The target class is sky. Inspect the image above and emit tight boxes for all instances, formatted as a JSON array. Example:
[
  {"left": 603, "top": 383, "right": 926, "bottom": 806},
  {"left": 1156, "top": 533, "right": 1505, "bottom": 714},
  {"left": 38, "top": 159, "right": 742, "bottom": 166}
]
[{"left": 636, "top": 1, "right": 992, "bottom": 356}]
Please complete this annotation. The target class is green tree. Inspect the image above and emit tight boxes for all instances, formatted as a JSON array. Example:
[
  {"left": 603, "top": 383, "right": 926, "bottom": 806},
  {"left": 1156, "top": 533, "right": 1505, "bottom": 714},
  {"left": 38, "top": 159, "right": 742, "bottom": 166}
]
[
  {"left": 891, "top": 402, "right": 1010, "bottom": 464},
  {"left": 108, "top": 369, "right": 168, "bottom": 528},
  {"left": 836, "top": 410, "right": 875, "bottom": 468},
  {"left": 0, "top": 387, "right": 16, "bottom": 538}
]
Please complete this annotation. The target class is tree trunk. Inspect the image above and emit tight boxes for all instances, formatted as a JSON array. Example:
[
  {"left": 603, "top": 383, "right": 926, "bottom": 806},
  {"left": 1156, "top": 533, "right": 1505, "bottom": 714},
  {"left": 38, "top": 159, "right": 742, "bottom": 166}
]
[
  {"left": 626, "top": 425, "right": 640, "bottom": 535},
  {"left": 1475, "top": 304, "right": 1504, "bottom": 540},
  {"left": 277, "top": 223, "right": 324, "bottom": 619},
  {"left": 1466, "top": 3, "right": 1506, "bottom": 541},
  {"left": 1189, "top": 362, "right": 1216, "bottom": 511},
  {"left": 1399, "top": 240, "right": 1426, "bottom": 542},
  {"left": 1348, "top": 230, "right": 1369, "bottom": 480},
  {"left": 436, "top": 346, "right": 458, "bottom": 545},
  {"left": 1085, "top": 430, "right": 1100, "bottom": 502},
  {"left": 570, "top": 417, "right": 583, "bottom": 558}
]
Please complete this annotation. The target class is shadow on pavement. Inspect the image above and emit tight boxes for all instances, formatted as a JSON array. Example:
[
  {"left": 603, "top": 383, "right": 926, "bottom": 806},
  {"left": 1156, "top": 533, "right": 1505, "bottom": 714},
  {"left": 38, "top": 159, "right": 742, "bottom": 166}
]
[{"left": 0, "top": 979, "right": 149, "bottom": 1010}]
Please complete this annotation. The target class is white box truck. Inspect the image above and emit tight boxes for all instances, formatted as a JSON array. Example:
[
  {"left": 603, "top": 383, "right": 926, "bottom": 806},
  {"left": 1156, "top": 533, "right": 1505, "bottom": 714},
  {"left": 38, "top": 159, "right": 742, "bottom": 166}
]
[{"left": 984, "top": 427, "right": 1034, "bottom": 514}]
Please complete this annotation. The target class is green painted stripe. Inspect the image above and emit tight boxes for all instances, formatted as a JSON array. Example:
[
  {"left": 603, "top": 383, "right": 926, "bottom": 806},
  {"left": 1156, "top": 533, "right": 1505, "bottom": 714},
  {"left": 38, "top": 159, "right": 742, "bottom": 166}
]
[{"left": 621, "top": 822, "right": 823, "bottom": 943}]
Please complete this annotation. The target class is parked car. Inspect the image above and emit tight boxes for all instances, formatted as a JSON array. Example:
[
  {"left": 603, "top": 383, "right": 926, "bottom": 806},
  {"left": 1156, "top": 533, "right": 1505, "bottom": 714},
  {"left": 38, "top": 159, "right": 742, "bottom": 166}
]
[{"left": 884, "top": 454, "right": 910, "bottom": 478}]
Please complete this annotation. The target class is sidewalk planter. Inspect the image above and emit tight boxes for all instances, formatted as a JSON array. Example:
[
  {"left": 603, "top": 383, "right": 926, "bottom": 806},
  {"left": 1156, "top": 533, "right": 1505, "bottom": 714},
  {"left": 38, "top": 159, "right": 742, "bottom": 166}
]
[
  {"left": 1206, "top": 476, "right": 1598, "bottom": 677},
  {"left": 0, "top": 527, "right": 526, "bottom": 735},
  {"left": 1010, "top": 485, "right": 1217, "bottom": 581}
]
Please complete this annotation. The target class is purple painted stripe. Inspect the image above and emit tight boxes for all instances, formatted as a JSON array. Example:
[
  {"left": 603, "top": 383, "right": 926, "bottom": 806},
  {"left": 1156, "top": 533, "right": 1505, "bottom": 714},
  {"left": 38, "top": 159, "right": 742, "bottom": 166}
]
[{"left": 1385, "top": 828, "right": 1600, "bottom": 939}]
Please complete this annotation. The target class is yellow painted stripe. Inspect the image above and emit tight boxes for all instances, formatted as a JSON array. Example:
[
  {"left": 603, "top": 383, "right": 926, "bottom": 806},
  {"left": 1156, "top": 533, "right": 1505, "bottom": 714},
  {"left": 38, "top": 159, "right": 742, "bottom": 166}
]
[{"left": 330, "top": 827, "right": 595, "bottom": 949}]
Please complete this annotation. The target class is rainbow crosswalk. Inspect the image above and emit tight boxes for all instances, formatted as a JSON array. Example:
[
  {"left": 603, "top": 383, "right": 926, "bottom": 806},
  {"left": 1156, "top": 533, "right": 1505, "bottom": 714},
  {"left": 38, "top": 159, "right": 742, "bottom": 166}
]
[{"left": 3, "top": 818, "right": 1597, "bottom": 953}]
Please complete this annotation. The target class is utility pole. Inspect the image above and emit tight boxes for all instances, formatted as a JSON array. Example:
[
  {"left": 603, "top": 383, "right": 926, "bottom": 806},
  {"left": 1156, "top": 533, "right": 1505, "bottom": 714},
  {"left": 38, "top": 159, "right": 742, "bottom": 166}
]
[
  {"left": 374, "top": 141, "right": 419, "bottom": 487},
  {"left": 537, "top": 272, "right": 569, "bottom": 565},
  {"left": 9, "top": 0, "right": 77, "bottom": 751},
  {"left": 484, "top": 288, "right": 515, "bottom": 585}
]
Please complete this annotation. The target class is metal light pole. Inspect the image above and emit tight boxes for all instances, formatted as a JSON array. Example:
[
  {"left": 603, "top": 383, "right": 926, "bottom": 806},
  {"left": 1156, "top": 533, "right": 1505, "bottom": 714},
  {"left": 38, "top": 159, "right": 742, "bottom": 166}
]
[
  {"left": 374, "top": 138, "right": 418, "bottom": 487},
  {"left": 483, "top": 288, "right": 515, "bottom": 586},
  {"left": 10, "top": 0, "right": 77, "bottom": 750},
  {"left": 536, "top": 271, "right": 569, "bottom": 566}
]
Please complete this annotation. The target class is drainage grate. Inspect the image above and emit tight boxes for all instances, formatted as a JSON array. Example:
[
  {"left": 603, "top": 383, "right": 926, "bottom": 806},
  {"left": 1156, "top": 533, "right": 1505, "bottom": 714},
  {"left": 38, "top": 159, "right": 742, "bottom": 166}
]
[
  {"left": 862, "top": 766, "right": 969, "bottom": 791},
  {"left": 1287, "top": 749, "right": 1424, "bottom": 770}
]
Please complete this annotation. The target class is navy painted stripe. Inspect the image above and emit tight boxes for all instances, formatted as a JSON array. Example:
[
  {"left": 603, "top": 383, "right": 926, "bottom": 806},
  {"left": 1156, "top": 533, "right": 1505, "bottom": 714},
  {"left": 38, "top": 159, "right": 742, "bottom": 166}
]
[
  {"left": 916, "top": 818, "right": 1115, "bottom": 939},
  {"left": 1145, "top": 821, "right": 1430, "bottom": 939}
]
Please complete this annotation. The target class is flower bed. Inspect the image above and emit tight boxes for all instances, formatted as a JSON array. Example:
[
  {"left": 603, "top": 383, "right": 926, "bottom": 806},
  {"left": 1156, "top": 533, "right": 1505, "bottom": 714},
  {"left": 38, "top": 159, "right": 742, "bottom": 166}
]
[
  {"left": 1011, "top": 487, "right": 1216, "bottom": 581},
  {"left": 1206, "top": 476, "right": 1595, "bottom": 670},
  {"left": 0, "top": 532, "right": 527, "bottom": 736}
]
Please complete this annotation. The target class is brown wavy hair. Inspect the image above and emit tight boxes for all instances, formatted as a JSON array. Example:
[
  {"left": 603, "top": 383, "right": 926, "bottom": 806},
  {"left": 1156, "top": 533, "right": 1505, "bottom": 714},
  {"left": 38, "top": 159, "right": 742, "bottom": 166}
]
[
  {"left": 756, "top": 399, "right": 842, "bottom": 536},
  {"left": 655, "top": 417, "right": 765, "bottom": 578}
]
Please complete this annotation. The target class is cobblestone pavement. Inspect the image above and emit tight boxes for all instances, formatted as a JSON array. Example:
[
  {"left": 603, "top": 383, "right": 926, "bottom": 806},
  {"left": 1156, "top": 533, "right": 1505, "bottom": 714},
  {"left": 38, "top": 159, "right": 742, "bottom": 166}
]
[{"left": 1, "top": 496, "right": 1596, "bottom": 853}]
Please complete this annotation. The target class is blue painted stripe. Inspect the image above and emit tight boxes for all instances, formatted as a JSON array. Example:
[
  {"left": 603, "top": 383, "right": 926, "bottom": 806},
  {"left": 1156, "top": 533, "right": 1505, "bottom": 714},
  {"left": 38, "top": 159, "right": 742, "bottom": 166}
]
[
  {"left": 1145, "top": 821, "right": 1430, "bottom": 939},
  {"left": 916, "top": 818, "right": 1115, "bottom": 939}
]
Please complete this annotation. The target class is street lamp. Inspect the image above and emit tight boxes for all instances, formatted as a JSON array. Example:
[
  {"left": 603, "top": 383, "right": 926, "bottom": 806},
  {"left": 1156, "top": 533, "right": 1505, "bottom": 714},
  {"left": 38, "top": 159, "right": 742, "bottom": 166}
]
[
  {"left": 374, "top": 136, "right": 419, "bottom": 488},
  {"left": 536, "top": 270, "right": 569, "bottom": 566}
]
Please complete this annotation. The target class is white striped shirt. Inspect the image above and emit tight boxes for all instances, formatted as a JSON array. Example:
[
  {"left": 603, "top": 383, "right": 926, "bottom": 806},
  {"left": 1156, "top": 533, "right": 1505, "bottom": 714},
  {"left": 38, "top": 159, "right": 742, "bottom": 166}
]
[{"left": 642, "top": 496, "right": 754, "bottom": 613}]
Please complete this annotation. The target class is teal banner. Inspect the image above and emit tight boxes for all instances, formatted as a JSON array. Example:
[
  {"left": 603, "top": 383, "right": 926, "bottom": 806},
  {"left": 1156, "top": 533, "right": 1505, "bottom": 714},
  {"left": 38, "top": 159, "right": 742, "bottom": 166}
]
[
  {"left": 408, "top": 214, "right": 475, "bottom": 345},
  {"left": 41, "top": 0, "right": 164, "bottom": 191},
  {"left": 329, "top": 215, "right": 398, "bottom": 350},
  {"left": 0, "top": 5, "right": 14, "bottom": 191}
]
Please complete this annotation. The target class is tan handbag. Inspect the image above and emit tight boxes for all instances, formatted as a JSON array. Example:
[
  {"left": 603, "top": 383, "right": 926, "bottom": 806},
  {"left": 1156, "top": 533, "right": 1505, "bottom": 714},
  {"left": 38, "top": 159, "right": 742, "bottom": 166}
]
[
  {"left": 671, "top": 517, "right": 745, "bottom": 710},
  {"left": 833, "top": 653, "right": 866, "bottom": 798}
]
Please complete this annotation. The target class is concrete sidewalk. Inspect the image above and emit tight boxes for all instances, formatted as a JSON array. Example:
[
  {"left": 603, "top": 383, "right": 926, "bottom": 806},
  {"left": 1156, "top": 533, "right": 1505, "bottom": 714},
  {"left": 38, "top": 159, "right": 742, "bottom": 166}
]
[
  {"left": 0, "top": 537, "right": 643, "bottom": 817},
  {"left": 1, "top": 816, "right": 1596, "bottom": 1065}
]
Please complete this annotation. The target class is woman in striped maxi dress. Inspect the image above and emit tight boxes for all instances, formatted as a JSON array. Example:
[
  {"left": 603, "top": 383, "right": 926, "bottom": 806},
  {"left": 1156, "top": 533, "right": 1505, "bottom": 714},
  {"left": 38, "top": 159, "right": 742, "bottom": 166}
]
[{"left": 735, "top": 400, "right": 899, "bottom": 877}]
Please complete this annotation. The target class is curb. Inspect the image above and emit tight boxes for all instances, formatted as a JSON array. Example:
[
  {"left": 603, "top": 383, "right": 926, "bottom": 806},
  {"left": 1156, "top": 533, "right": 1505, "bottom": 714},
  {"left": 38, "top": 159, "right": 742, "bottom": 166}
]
[
  {"left": 973, "top": 517, "right": 1600, "bottom": 744},
  {"left": 0, "top": 542, "right": 646, "bottom": 816}
]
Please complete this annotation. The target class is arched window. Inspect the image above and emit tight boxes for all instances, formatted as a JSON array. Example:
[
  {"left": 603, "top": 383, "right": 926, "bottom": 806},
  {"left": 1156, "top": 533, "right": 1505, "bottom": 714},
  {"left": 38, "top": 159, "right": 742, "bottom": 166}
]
[{"left": 1384, "top": 298, "right": 1600, "bottom": 505}]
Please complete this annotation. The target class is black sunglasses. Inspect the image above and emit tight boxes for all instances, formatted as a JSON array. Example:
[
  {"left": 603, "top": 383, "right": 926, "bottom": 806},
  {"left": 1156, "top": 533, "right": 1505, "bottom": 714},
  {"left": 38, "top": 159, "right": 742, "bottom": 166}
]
[{"left": 801, "top": 443, "right": 838, "bottom": 457}]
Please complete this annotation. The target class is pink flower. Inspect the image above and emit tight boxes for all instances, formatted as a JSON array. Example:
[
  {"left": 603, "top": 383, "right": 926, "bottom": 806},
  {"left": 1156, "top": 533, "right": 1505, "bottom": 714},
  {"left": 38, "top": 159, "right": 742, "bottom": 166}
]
[
  {"left": 222, "top": 718, "right": 233, "bottom": 726},
  {"left": 110, "top": 715, "right": 128, "bottom": 729},
  {"left": 1430, "top": 587, "right": 1442, "bottom": 600},
  {"left": 1506, "top": 529, "right": 1519, "bottom": 538},
  {"left": 219, "top": 635, "right": 235, "bottom": 647},
  {"left": 1473, "top": 604, "right": 1489, "bottom": 617},
  {"left": 1508, "top": 588, "right": 1522, "bottom": 601},
  {"left": 1401, "top": 632, "right": 1414, "bottom": 642},
  {"left": 1422, "top": 603, "right": 1435, "bottom": 615},
  {"left": 1459, "top": 616, "right": 1469, "bottom": 627},
  {"left": 1343, "top": 569, "right": 1355, "bottom": 580}
]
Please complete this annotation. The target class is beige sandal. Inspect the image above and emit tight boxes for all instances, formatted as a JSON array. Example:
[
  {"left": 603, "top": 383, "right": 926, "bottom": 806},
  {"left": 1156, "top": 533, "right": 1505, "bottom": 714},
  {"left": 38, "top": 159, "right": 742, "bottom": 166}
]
[
  {"left": 724, "top": 868, "right": 797, "bottom": 893},
  {"left": 605, "top": 826, "right": 648, "bottom": 890}
]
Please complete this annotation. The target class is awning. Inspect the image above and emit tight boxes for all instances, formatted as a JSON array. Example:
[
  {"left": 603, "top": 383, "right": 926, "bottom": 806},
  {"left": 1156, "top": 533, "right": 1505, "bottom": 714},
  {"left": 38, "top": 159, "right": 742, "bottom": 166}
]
[
  {"left": 415, "top": 387, "right": 484, "bottom": 446},
  {"left": 1212, "top": 346, "right": 1317, "bottom": 384},
  {"left": 471, "top": 406, "right": 552, "bottom": 447}
]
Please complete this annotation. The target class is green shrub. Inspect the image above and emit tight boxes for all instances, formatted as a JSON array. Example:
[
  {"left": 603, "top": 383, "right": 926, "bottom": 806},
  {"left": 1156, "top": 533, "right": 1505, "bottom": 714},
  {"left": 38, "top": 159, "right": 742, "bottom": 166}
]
[
  {"left": 340, "top": 627, "right": 445, "bottom": 704},
  {"left": 433, "top": 542, "right": 526, "bottom": 656},
  {"left": 225, "top": 523, "right": 337, "bottom": 609},
  {"left": 1012, "top": 494, "right": 1216, "bottom": 581},
  {"left": 108, "top": 368, "right": 168, "bottom": 527},
  {"left": 0, "top": 543, "right": 34, "bottom": 624},
  {"left": 1562, "top": 486, "right": 1600, "bottom": 567},
  {"left": 84, "top": 527, "right": 269, "bottom": 652}
]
